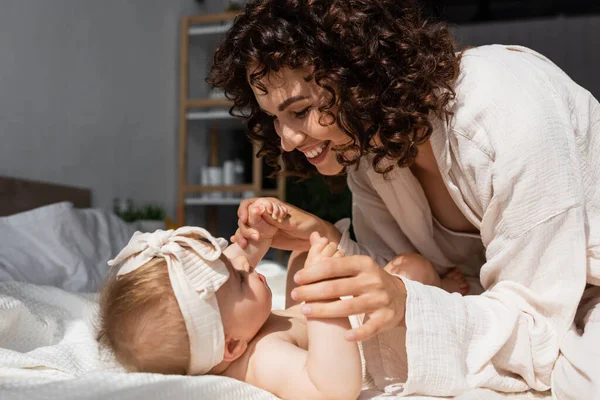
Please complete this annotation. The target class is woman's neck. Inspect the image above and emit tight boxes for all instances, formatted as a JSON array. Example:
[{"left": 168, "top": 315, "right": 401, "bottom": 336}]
[{"left": 410, "top": 140, "right": 439, "bottom": 176}]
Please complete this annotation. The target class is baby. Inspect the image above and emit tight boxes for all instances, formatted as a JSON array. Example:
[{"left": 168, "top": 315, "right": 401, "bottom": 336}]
[{"left": 97, "top": 198, "right": 363, "bottom": 400}]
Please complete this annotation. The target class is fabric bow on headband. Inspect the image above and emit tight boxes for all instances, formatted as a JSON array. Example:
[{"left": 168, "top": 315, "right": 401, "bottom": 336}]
[{"left": 107, "top": 226, "right": 230, "bottom": 375}]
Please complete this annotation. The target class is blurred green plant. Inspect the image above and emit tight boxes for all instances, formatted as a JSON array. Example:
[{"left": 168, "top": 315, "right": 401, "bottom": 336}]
[
  {"left": 117, "top": 204, "right": 166, "bottom": 223},
  {"left": 285, "top": 175, "right": 352, "bottom": 224}
]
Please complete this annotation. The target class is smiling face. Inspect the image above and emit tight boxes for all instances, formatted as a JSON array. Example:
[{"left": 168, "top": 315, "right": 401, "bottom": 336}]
[
  {"left": 248, "top": 67, "right": 351, "bottom": 176},
  {"left": 215, "top": 254, "right": 272, "bottom": 343}
]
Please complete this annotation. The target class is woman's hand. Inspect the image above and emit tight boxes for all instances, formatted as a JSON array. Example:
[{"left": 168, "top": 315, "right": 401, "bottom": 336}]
[
  {"left": 231, "top": 197, "right": 341, "bottom": 252},
  {"left": 243, "top": 198, "right": 290, "bottom": 240},
  {"left": 291, "top": 255, "right": 407, "bottom": 342}
]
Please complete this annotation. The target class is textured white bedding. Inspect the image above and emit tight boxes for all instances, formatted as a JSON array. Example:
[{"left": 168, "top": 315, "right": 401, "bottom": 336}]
[{"left": 0, "top": 203, "right": 552, "bottom": 399}]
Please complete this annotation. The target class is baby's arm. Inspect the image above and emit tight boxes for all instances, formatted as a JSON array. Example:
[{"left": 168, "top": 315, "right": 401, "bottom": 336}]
[
  {"left": 250, "top": 233, "right": 362, "bottom": 400},
  {"left": 224, "top": 199, "right": 285, "bottom": 266},
  {"left": 302, "top": 233, "right": 362, "bottom": 398}
]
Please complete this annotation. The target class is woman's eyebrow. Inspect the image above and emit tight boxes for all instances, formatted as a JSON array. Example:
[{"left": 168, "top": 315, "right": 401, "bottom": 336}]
[{"left": 278, "top": 95, "right": 308, "bottom": 111}]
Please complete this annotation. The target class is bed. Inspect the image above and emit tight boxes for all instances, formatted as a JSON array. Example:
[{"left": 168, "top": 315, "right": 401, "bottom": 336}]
[
  {"left": 0, "top": 176, "right": 92, "bottom": 216},
  {"left": 0, "top": 177, "right": 551, "bottom": 400}
]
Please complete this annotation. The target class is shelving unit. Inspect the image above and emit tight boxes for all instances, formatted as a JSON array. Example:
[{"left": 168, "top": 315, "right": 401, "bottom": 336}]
[{"left": 177, "top": 12, "right": 286, "bottom": 232}]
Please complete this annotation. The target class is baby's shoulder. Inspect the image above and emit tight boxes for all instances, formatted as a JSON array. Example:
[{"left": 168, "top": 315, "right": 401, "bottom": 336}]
[
  {"left": 245, "top": 327, "right": 305, "bottom": 387},
  {"left": 257, "top": 306, "right": 307, "bottom": 342},
  {"left": 249, "top": 306, "right": 308, "bottom": 354}
]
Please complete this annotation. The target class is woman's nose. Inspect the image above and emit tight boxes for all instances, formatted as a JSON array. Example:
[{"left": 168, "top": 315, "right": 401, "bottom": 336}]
[{"left": 277, "top": 122, "right": 305, "bottom": 152}]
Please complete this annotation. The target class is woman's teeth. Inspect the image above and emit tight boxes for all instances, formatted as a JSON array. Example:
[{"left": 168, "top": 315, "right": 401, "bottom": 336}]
[{"left": 305, "top": 142, "right": 328, "bottom": 159}]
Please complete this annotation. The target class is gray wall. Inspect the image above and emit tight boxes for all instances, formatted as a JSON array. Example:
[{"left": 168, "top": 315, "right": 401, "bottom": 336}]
[
  {"left": 0, "top": 4, "right": 598, "bottom": 221},
  {"left": 454, "top": 15, "right": 600, "bottom": 97},
  {"left": 0, "top": 0, "right": 208, "bottom": 218}
]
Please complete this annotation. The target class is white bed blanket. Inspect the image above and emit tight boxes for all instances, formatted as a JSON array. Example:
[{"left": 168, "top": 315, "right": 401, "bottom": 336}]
[{"left": 0, "top": 281, "right": 553, "bottom": 400}]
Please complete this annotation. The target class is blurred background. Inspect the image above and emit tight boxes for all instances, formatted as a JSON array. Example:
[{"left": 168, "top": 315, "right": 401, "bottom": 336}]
[{"left": 0, "top": 0, "right": 598, "bottom": 240}]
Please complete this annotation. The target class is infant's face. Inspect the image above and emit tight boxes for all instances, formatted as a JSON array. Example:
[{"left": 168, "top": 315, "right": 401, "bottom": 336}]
[{"left": 215, "top": 255, "right": 272, "bottom": 341}]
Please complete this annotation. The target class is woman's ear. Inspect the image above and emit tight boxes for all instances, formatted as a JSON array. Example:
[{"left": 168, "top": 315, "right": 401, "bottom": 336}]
[{"left": 223, "top": 336, "right": 248, "bottom": 362}]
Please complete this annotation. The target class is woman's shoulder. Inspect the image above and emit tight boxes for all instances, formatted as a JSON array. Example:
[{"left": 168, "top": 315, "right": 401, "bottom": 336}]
[
  {"left": 445, "top": 45, "right": 577, "bottom": 148},
  {"left": 454, "top": 44, "right": 572, "bottom": 102}
]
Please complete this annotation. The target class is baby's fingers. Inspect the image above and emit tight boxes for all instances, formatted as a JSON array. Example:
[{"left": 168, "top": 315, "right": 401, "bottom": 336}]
[
  {"left": 332, "top": 249, "right": 344, "bottom": 258},
  {"left": 321, "top": 241, "right": 339, "bottom": 258},
  {"left": 307, "top": 232, "right": 328, "bottom": 261},
  {"left": 271, "top": 201, "right": 287, "bottom": 222}
]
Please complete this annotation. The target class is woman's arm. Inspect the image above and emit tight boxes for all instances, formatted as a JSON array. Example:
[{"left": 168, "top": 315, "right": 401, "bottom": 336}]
[{"left": 233, "top": 197, "right": 341, "bottom": 252}]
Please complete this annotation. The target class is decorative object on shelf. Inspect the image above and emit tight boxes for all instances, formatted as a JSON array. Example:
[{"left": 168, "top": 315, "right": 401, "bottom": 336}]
[
  {"left": 208, "top": 88, "right": 226, "bottom": 99},
  {"left": 202, "top": 166, "right": 224, "bottom": 199},
  {"left": 223, "top": 160, "right": 235, "bottom": 198}
]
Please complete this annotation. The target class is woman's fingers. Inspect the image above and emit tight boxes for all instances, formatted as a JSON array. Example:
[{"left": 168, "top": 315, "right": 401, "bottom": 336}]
[
  {"left": 300, "top": 296, "right": 380, "bottom": 319},
  {"left": 292, "top": 276, "right": 368, "bottom": 303},
  {"left": 293, "top": 255, "right": 408, "bottom": 339},
  {"left": 237, "top": 198, "right": 257, "bottom": 224},
  {"left": 238, "top": 219, "right": 260, "bottom": 241},
  {"left": 294, "top": 256, "right": 373, "bottom": 285},
  {"left": 345, "top": 316, "right": 386, "bottom": 342},
  {"left": 230, "top": 230, "right": 247, "bottom": 248}
]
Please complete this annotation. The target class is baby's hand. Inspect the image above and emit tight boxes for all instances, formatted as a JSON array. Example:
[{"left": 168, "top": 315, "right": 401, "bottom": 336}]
[
  {"left": 304, "top": 231, "right": 343, "bottom": 269},
  {"left": 246, "top": 198, "right": 290, "bottom": 240}
]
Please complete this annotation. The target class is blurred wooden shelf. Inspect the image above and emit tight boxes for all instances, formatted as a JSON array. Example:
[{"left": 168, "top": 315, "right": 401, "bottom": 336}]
[
  {"left": 185, "top": 184, "right": 254, "bottom": 193},
  {"left": 186, "top": 110, "right": 234, "bottom": 120},
  {"left": 187, "top": 98, "right": 232, "bottom": 108},
  {"left": 178, "top": 13, "right": 286, "bottom": 229},
  {"left": 187, "top": 12, "right": 238, "bottom": 25},
  {"left": 185, "top": 197, "right": 245, "bottom": 206}
]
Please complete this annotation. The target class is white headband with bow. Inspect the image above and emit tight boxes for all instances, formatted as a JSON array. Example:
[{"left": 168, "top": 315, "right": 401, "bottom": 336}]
[{"left": 107, "top": 226, "right": 230, "bottom": 375}]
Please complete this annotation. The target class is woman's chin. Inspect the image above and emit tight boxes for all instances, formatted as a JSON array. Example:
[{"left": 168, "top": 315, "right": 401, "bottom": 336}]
[{"left": 315, "top": 161, "right": 344, "bottom": 176}]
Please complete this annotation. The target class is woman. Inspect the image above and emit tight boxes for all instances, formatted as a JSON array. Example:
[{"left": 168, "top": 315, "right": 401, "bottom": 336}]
[{"left": 209, "top": 0, "right": 600, "bottom": 398}]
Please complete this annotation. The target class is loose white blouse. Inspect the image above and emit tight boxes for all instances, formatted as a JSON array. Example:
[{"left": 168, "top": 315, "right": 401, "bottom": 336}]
[{"left": 337, "top": 45, "right": 600, "bottom": 396}]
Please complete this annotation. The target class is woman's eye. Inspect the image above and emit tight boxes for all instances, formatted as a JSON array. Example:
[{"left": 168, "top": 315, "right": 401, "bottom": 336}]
[{"left": 293, "top": 107, "right": 311, "bottom": 119}]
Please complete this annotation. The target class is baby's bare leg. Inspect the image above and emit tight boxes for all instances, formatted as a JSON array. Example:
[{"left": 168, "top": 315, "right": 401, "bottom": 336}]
[
  {"left": 441, "top": 268, "right": 469, "bottom": 295},
  {"left": 384, "top": 253, "right": 442, "bottom": 287},
  {"left": 385, "top": 253, "right": 469, "bottom": 295}
]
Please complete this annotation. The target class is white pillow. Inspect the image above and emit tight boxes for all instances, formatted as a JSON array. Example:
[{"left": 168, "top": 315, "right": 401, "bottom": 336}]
[{"left": 0, "top": 202, "right": 135, "bottom": 292}]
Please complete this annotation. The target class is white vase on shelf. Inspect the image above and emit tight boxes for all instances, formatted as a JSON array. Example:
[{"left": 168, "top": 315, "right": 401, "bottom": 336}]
[{"left": 209, "top": 88, "right": 226, "bottom": 99}]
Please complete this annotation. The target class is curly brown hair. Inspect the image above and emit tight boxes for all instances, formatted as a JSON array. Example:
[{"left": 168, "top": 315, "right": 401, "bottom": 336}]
[{"left": 209, "top": 0, "right": 460, "bottom": 178}]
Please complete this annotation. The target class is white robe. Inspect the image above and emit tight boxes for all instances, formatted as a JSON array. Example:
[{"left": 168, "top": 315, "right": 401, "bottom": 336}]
[{"left": 337, "top": 45, "right": 600, "bottom": 398}]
